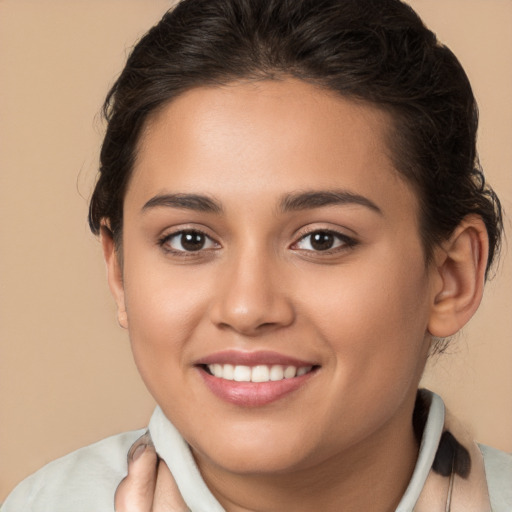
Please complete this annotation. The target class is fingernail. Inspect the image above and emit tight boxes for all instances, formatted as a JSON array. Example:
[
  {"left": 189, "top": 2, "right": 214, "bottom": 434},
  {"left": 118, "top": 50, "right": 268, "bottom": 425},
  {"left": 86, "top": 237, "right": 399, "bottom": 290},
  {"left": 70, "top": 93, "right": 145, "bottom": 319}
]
[
  {"left": 132, "top": 443, "right": 146, "bottom": 461},
  {"left": 128, "top": 431, "right": 154, "bottom": 463}
]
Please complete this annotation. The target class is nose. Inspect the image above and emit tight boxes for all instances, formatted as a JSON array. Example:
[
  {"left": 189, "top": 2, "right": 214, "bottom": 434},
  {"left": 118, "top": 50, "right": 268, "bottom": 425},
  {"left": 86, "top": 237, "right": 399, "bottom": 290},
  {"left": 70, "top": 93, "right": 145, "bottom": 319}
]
[{"left": 209, "top": 251, "right": 295, "bottom": 336}]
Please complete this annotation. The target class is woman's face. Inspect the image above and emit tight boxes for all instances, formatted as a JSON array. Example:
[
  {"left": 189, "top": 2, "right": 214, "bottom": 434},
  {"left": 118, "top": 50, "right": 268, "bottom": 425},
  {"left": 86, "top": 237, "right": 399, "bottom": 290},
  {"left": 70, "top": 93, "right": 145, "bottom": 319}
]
[{"left": 114, "top": 79, "right": 438, "bottom": 475}]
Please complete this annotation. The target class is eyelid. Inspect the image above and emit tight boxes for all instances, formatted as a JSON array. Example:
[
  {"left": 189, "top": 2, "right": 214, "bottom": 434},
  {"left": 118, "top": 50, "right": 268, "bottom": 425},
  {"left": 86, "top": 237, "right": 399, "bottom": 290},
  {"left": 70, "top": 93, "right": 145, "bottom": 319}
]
[
  {"left": 290, "top": 226, "right": 358, "bottom": 253},
  {"left": 158, "top": 227, "right": 220, "bottom": 255}
]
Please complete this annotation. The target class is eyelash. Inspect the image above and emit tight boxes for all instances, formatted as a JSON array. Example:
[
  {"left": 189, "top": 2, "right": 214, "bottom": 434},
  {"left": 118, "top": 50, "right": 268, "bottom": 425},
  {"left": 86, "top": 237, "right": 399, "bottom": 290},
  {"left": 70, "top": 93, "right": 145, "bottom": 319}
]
[
  {"left": 291, "top": 229, "right": 358, "bottom": 254},
  {"left": 158, "top": 229, "right": 219, "bottom": 256},
  {"left": 158, "top": 228, "right": 357, "bottom": 257}
]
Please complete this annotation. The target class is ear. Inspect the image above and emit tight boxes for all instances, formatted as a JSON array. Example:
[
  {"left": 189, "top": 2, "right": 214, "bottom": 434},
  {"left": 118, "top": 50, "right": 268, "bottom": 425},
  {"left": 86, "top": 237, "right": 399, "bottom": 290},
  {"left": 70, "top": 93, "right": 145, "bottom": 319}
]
[
  {"left": 100, "top": 224, "right": 128, "bottom": 329},
  {"left": 428, "top": 215, "right": 489, "bottom": 338}
]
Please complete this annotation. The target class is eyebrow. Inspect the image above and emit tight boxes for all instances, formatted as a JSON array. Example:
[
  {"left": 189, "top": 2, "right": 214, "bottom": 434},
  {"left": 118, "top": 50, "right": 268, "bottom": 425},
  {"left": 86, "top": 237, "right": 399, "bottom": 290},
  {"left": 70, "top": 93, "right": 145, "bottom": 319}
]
[
  {"left": 141, "top": 190, "right": 381, "bottom": 216},
  {"left": 279, "top": 190, "right": 382, "bottom": 214},
  {"left": 142, "top": 193, "right": 223, "bottom": 214}
]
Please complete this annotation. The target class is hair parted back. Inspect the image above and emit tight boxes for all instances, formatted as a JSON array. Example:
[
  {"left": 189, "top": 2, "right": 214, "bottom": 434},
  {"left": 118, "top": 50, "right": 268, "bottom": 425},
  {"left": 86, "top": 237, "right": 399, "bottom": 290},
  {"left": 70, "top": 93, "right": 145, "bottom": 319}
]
[{"left": 89, "top": 0, "right": 502, "bottom": 276}]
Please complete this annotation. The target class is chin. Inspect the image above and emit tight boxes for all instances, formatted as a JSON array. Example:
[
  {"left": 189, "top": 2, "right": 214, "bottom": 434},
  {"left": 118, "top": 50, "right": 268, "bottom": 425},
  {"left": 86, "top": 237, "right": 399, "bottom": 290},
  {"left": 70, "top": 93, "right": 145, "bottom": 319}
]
[
  {"left": 198, "top": 444, "right": 313, "bottom": 475},
  {"left": 188, "top": 422, "right": 319, "bottom": 475}
]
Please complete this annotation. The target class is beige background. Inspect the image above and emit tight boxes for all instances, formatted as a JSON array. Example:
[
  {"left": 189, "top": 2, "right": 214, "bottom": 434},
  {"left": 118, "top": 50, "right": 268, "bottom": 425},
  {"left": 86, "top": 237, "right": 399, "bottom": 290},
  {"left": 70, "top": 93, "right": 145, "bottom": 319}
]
[{"left": 0, "top": 0, "right": 511, "bottom": 502}]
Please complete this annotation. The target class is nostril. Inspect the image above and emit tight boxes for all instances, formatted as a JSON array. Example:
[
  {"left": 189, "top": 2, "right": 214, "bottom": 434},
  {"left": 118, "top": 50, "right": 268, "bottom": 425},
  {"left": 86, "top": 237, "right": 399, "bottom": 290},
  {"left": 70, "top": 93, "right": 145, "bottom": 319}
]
[
  {"left": 208, "top": 278, "right": 295, "bottom": 335},
  {"left": 215, "top": 319, "right": 290, "bottom": 336}
]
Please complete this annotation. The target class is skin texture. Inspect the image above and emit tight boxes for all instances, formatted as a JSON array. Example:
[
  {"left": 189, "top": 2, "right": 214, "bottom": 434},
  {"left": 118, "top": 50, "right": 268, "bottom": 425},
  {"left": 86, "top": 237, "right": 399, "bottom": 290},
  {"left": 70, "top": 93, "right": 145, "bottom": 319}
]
[{"left": 106, "top": 79, "right": 488, "bottom": 511}]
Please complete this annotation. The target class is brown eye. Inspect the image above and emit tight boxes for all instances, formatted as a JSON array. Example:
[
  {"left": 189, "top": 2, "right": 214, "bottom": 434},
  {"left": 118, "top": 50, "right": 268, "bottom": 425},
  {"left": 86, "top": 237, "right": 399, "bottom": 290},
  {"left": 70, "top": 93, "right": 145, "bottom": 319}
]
[
  {"left": 180, "top": 232, "right": 206, "bottom": 251},
  {"left": 163, "top": 230, "right": 217, "bottom": 252},
  {"left": 310, "top": 232, "right": 335, "bottom": 251},
  {"left": 294, "top": 230, "right": 355, "bottom": 252}
]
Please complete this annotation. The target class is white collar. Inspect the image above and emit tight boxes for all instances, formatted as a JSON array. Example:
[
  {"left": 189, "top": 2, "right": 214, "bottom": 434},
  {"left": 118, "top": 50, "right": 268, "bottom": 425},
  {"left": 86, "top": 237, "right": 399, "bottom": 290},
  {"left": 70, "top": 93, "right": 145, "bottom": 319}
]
[
  {"left": 396, "top": 391, "right": 445, "bottom": 510},
  {"left": 149, "top": 406, "right": 224, "bottom": 511},
  {"left": 149, "top": 391, "right": 446, "bottom": 512}
]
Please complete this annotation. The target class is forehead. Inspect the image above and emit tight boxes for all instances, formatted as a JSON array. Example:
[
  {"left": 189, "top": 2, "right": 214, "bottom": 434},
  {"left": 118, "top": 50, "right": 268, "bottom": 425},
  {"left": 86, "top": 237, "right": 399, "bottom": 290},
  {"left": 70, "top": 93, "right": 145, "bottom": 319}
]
[{"left": 128, "top": 79, "right": 415, "bottom": 215}]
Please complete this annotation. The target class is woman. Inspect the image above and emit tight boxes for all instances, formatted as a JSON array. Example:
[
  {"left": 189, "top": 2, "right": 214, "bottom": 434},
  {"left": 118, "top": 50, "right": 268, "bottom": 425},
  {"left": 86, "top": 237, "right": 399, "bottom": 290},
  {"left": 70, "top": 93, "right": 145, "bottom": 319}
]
[{"left": 3, "top": 0, "right": 511, "bottom": 510}]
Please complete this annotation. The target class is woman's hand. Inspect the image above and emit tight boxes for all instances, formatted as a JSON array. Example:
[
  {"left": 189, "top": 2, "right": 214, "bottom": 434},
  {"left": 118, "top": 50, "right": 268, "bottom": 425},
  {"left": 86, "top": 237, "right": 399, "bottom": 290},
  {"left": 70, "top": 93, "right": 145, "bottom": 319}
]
[{"left": 115, "top": 432, "right": 190, "bottom": 512}]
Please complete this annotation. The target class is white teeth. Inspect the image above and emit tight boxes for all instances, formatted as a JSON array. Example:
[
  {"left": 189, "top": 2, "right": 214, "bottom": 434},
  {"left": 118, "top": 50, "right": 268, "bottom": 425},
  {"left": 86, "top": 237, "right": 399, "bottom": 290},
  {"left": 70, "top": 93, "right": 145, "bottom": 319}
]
[
  {"left": 206, "top": 364, "right": 313, "bottom": 382},
  {"left": 210, "top": 364, "right": 223, "bottom": 378},
  {"left": 251, "top": 365, "right": 270, "bottom": 382},
  {"left": 233, "top": 365, "right": 251, "bottom": 382},
  {"left": 269, "top": 365, "right": 284, "bottom": 381},
  {"left": 284, "top": 365, "right": 296, "bottom": 379},
  {"left": 223, "top": 364, "right": 234, "bottom": 380}
]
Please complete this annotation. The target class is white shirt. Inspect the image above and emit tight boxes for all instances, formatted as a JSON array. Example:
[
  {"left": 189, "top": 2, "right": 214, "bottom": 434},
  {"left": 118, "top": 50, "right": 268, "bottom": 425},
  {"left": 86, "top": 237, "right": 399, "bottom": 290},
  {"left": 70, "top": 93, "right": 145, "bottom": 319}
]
[{"left": 3, "top": 391, "right": 511, "bottom": 511}]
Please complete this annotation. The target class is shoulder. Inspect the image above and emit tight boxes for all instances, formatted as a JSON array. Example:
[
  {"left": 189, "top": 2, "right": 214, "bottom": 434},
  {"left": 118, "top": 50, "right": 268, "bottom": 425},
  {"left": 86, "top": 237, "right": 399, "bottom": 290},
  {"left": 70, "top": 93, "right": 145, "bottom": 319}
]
[
  {"left": 479, "top": 444, "right": 512, "bottom": 511},
  {"left": 2, "top": 429, "right": 144, "bottom": 512}
]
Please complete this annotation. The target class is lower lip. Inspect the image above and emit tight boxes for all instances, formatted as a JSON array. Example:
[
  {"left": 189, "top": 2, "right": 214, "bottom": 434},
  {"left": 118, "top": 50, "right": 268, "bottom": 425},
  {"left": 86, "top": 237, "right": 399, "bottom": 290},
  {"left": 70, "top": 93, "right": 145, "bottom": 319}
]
[{"left": 198, "top": 367, "right": 317, "bottom": 407}]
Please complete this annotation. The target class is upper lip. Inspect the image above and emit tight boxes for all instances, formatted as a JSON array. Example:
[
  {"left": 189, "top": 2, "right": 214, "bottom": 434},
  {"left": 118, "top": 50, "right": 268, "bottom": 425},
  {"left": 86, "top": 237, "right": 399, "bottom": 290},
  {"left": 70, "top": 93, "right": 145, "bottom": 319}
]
[{"left": 194, "top": 350, "right": 318, "bottom": 367}]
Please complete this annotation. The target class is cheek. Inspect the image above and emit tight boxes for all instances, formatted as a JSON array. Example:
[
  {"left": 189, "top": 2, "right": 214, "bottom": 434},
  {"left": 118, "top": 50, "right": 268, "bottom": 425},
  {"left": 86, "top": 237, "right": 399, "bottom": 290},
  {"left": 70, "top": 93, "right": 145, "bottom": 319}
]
[
  {"left": 121, "top": 261, "right": 212, "bottom": 394},
  {"left": 297, "top": 249, "right": 432, "bottom": 382},
  {"left": 294, "top": 256, "right": 431, "bottom": 441}
]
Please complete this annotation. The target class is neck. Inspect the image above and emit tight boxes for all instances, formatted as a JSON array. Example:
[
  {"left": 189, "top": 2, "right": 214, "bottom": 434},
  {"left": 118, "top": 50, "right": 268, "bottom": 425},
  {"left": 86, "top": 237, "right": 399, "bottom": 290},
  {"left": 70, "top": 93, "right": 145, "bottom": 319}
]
[{"left": 195, "top": 397, "right": 419, "bottom": 512}]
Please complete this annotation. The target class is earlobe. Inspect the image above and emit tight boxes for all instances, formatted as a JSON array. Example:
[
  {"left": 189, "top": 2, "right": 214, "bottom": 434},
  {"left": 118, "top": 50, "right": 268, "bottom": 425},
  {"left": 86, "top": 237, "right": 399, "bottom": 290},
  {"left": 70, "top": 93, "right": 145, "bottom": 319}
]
[
  {"left": 428, "top": 216, "right": 488, "bottom": 338},
  {"left": 100, "top": 224, "right": 128, "bottom": 329}
]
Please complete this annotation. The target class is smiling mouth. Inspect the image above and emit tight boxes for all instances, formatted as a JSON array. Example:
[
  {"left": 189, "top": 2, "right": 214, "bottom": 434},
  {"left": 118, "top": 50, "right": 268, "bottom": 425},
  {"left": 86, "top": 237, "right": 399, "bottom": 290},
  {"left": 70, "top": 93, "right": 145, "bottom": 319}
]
[
  {"left": 202, "top": 364, "right": 316, "bottom": 382},
  {"left": 197, "top": 355, "right": 319, "bottom": 406}
]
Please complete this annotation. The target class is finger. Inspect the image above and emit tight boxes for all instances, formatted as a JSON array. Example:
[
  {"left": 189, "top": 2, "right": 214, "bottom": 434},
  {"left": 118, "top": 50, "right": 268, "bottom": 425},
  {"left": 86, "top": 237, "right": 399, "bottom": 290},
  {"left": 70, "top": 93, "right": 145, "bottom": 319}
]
[
  {"left": 115, "top": 432, "right": 158, "bottom": 512},
  {"left": 153, "top": 459, "right": 191, "bottom": 512}
]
